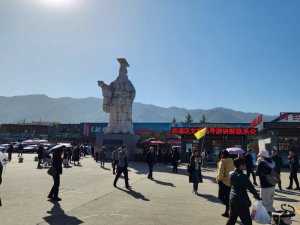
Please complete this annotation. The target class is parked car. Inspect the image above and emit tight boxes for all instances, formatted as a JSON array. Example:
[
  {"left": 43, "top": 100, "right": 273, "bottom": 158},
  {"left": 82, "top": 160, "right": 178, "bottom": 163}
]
[
  {"left": 0, "top": 144, "right": 10, "bottom": 152},
  {"left": 23, "top": 144, "right": 38, "bottom": 153}
]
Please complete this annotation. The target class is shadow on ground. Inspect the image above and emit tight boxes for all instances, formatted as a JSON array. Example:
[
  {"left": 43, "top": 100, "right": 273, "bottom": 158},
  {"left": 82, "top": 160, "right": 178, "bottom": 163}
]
[
  {"left": 116, "top": 187, "right": 150, "bottom": 201},
  {"left": 39, "top": 200, "right": 83, "bottom": 225}
]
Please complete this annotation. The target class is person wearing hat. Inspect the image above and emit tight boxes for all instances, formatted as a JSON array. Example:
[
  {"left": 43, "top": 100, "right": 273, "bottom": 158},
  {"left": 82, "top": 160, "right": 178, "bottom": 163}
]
[
  {"left": 271, "top": 146, "right": 283, "bottom": 190},
  {"left": 256, "top": 149, "right": 276, "bottom": 212}
]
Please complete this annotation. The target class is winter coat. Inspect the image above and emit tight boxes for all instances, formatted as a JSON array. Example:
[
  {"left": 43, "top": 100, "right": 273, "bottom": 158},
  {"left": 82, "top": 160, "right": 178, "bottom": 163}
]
[{"left": 216, "top": 158, "right": 235, "bottom": 187}]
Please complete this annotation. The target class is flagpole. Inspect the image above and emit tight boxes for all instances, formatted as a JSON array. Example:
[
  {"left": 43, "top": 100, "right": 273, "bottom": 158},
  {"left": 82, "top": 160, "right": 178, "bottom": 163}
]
[{"left": 200, "top": 134, "right": 206, "bottom": 153}]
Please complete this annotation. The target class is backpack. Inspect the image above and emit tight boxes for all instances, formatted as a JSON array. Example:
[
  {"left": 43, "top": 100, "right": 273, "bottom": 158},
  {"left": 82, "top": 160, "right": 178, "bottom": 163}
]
[{"left": 264, "top": 168, "right": 280, "bottom": 186}]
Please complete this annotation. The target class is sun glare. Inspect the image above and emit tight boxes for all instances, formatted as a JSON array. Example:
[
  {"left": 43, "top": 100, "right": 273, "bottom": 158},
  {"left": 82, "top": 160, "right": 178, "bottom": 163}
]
[{"left": 40, "top": 0, "right": 80, "bottom": 9}]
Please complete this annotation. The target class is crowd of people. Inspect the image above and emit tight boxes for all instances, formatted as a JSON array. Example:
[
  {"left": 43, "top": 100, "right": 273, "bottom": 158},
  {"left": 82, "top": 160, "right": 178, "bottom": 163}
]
[
  {"left": 1, "top": 141, "right": 299, "bottom": 224},
  {"left": 212, "top": 146, "right": 299, "bottom": 225}
]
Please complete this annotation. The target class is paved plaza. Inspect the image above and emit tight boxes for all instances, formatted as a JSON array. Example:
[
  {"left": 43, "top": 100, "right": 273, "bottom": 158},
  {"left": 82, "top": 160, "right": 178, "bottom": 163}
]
[{"left": 0, "top": 154, "right": 300, "bottom": 225}]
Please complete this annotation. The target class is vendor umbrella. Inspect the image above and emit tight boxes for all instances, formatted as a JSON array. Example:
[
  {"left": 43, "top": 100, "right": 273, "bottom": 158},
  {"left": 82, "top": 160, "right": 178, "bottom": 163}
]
[
  {"left": 226, "top": 147, "right": 245, "bottom": 155},
  {"left": 150, "top": 140, "right": 165, "bottom": 145}
]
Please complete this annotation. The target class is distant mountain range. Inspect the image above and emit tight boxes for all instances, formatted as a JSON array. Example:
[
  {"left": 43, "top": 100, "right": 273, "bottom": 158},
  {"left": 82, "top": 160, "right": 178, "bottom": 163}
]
[{"left": 0, "top": 94, "right": 276, "bottom": 124}]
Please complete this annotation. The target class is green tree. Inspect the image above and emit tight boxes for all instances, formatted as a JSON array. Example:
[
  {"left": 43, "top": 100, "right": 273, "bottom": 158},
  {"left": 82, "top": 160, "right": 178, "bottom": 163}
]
[
  {"left": 200, "top": 114, "right": 206, "bottom": 123},
  {"left": 172, "top": 117, "right": 176, "bottom": 125},
  {"left": 185, "top": 113, "right": 193, "bottom": 123}
]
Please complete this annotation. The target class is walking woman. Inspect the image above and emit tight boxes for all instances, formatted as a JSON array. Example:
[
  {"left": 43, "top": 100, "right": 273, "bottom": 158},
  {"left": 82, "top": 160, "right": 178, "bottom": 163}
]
[
  {"left": 216, "top": 150, "right": 234, "bottom": 218},
  {"left": 48, "top": 146, "right": 64, "bottom": 201},
  {"left": 189, "top": 149, "right": 203, "bottom": 194}
]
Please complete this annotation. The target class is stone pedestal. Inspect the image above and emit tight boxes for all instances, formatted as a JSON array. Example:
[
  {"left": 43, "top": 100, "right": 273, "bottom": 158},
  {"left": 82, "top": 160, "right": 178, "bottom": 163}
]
[{"left": 96, "top": 133, "right": 139, "bottom": 160}]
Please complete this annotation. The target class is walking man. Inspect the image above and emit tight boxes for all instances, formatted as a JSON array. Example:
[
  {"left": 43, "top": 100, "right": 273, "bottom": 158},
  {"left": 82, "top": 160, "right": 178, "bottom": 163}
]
[
  {"left": 7, "top": 144, "right": 13, "bottom": 162},
  {"left": 99, "top": 147, "right": 106, "bottom": 168},
  {"left": 111, "top": 147, "right": 120, "bottom": 175},
  {"left": 146, "top": 147, "right": 155, "bottom": 180},
  {"left": 201, "top": 148, "right": 208, "bottom": 167},
  {"left": 244, "top": 148, "right": 258, "bottom": 186},
  {"left": 37, "top": 144, "right": 44, "bottom": 168},
  {"left": 271, "top": 146, "right": 283, "bottom": 190},
  {"left": 286, "top": 148, "right": 300, "bottom": 190},
  {"left": 113, "top": 145, "right": 130, "bottom": 189},
  {"left": 226, "top": 158, "right": 261, "bottom": 225},
  {"left": 18, "top": 143, "right": 23, "bottom": 157},
  {"left": 172, "top": 148, "right": 180, "bottom": 173},
  {"left": 48, "top": 146, "right": 64, "bottom": 201}
]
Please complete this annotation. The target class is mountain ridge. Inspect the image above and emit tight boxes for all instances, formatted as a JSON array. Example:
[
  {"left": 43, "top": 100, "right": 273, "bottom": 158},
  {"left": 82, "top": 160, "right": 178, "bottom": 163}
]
[{"left": 0, "top": 94, "right": 276, "bottom": 124}]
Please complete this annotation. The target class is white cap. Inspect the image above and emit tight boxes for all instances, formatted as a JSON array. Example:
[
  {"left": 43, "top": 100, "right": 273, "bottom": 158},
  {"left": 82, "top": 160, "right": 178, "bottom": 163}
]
[
  {"left": 258, "top": 150, "right": 270, "bottom": 158},
  {"left": 272, "top": 146, "right": 278, "bottom": 151}
]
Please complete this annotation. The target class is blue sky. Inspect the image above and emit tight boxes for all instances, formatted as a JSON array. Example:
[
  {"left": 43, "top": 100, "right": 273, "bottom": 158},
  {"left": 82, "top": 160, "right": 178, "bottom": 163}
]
[{"left": 0, "top": 0, "right": 299, "bottom": 116}]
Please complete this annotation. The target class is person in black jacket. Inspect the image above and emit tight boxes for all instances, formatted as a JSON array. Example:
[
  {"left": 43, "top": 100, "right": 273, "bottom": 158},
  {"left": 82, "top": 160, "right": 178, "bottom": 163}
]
[
  {"left": 172, "top": 148, "right": 180, "bottom": 173},
  {"left": 226, "top": 158, "right": 260, "bottom": 225},
  {"left": 286, "top": 148, "right": 300, "bottom": 190},
  {"left": 37, "top": 144, "right": 44, "bottom": 168},
  {"left": 48, "top": 146, "right": 64, "bottom": 201},
  {"left": 256, "top": 150, "right": 276, "bottom": 213},
  {"left": 271, "top": 146, "right": 283, "bottom": 190},
  {"left": 7, "top": 144, "right": 13, "bottom": 162},
  {"left": 146, "top": 147, "right": 155, "bottom": 180},
  {"left": 244, "top": 148, "right": 257, "bottom": 186},
  {"left": 189, "top": 149, "right": 202, "bottom": 194}
]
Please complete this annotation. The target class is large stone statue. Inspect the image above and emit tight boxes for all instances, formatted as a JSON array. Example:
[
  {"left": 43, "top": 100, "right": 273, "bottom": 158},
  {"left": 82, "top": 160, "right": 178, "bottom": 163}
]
[{"left": 98, "top": 58, "right": 136, "bottom": 134}]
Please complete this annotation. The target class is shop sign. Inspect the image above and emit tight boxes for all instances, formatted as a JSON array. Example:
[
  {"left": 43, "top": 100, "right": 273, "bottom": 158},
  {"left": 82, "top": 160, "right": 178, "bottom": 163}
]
[
  {"left": 171, "top": 127, "right": 257, "bottom": 136},
  {"left": 279, "top": 113, "right": 300, "bottom": 122},
  {"left": 83, "top": 124, "right": 90, "bottom": 137},
  {"left": 250, "top": 114, "right": 262, "bottom": 127}
]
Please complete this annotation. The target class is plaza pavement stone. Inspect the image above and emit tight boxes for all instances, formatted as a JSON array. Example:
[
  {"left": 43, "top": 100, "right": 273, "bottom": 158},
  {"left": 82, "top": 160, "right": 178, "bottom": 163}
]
[{"left": 0, "top": 153, "right": 299, "bottom": 225}]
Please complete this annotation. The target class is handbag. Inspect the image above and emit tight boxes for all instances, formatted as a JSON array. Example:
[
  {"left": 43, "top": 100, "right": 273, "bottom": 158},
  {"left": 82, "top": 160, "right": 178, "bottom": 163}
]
[{"left": 47, "top": 166, "right": 57, "bottom": 176}]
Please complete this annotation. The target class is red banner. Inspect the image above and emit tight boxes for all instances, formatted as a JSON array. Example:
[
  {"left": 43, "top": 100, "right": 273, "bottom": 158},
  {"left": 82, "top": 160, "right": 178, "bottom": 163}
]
[
  {"left": 250, "top": 114, "right": 262, "bottom": 128},
  {"left": 171, "top": 127, "right": 257, "bottom": 136}
]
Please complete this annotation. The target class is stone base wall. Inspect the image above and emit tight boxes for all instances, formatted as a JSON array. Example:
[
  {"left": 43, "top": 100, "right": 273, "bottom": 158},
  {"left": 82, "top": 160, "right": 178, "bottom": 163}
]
[{"left": 96, "top": 133, "right": 139, "bottom": 160}]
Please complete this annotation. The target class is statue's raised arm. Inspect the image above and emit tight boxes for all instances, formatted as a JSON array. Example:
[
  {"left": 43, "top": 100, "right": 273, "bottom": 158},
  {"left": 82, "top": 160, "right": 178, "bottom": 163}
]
[{"left": 98, "top": 80, "right": 112, "bottom": 113}]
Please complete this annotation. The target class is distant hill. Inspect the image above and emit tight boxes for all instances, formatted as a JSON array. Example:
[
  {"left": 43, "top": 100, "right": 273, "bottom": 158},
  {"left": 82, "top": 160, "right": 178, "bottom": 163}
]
[{"left": 0, "top": 94, "right": 276, "bottom": 124}]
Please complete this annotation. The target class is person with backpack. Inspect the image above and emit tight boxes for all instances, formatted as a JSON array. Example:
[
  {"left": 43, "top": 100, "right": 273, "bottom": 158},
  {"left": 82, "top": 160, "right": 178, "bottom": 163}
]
[
  {"left": 271, "top": 146, "right": 283, "bottom": 190},
  {"left": 286, "top": 148, "right": 300, "bottom": 190},
  {"left": 256, "top": 149, "right": 276, "bottom": 213}
]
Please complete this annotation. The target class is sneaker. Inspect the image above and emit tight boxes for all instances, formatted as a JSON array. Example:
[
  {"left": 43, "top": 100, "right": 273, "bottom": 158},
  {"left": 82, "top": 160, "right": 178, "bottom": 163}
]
[
  {"left": 126, "top": 186, "right": 132, "bottom": 189},
  {"left": 293, "top": 187, "right": 300, "bottom": 190},
  {"left": 222, "top": 212, "right": 229, "bottom": 218},
  {"left": 286, "top": 186, "right": 293, "bottom": 190}
]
